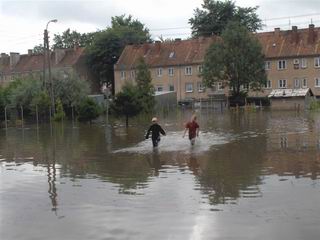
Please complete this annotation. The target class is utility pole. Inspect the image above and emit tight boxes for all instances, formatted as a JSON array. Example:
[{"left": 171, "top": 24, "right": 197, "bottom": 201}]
[
  {"left": 43, "top": 30, "right": 47, "bottom": 88},
  {"left": 44, "top": 19, "right": 58, "bottom": 116}
]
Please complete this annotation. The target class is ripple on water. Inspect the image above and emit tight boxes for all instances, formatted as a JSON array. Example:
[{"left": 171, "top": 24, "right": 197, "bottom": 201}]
[{"left": 113, "top": 131, "right": 232, "bottom": 154}]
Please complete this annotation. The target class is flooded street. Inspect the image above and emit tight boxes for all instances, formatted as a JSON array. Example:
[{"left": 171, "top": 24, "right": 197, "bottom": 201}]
[{"left": 1, "top": 109, "right": 320, "bottom": 240}]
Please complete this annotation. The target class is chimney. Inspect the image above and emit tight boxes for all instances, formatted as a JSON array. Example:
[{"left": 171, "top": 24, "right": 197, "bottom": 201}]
[
  {"left": 175, "top": 38, "right": 181, "bottom": 42},
  {"left": 291, "top": 26, "right": 299, "bottom": 44},
  {"left": 28, "top": 49, "right": 33, "bottom": 56},
  {"left": 308, "top": 24, "right": 316, "bottom": 44},
  {"left": 54, "top": 49, "right": 66, "bottom": 64},
  {"left": 155, "top": 40, "right": 161, "bottom": 53},
  {"left": 1, "top": 53, "right": 7, "bottom": 58},
  {"left": 10, "top": 52, "right": 20, "bottom": 68},
  {"left": 274, "top": 27, "right": 281, "bottom": 36}
]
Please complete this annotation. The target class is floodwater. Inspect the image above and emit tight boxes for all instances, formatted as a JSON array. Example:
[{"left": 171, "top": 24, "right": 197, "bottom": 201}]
[{"left": 1, "top": 109, "right": 320, "bottom": 240}]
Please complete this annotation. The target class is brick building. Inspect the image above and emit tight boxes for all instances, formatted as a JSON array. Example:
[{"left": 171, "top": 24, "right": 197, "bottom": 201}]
[
  {"left": 114, "top": 24, "right": 320, "bottom": 102},
  {"left": 0, "top": 47, "right": 99, "bottom": 93}
]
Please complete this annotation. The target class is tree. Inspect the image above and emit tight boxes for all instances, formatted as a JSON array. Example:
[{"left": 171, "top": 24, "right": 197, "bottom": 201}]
[
  {"left": 202, "top": 21, "right": 267, "bottom": 99},
  {"left": 77, "top": 97, "right": 101, "bottom": 123},
  {"left": 53, "top": 29, "right": 95, "bottom": 49},
  {"left": 189, "top": 0, "right": 262, "bottom": 37},
  {"left": 135, "top": 57, "right": 155, "bottom": 113},
  {"left": 33, "top": 44, "right": 44, "bottom": 54},
  {"left": 52, "top": 73, "right": 90, "bottom": 109},
  {"left": 87, "top": 15, "right": 151, "bottom": 93},
  {"left": 53, "top": 98, "right": 65, "bottom": 121},
  {"left": 111, "top": 83, "right": 142, "bottom": 127}
]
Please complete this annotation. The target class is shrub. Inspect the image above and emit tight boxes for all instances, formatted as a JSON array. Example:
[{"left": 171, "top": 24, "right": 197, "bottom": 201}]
[{"left": 77, "top": 97, "right": 101, "bottom": 122}]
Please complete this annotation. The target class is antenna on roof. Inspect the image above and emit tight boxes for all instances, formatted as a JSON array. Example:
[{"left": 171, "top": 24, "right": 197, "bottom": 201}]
[
  {"left": 289, "top": 18, "right": 291, "bottom": 28},
  {"left": 311, "top": 18, "right": 313, "bottom": 24}
]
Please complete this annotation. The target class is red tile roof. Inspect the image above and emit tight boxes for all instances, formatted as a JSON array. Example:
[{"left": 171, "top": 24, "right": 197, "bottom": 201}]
[
  {"left": 115, "top": 25, "right": 320, "bottom": 70},
  {"left": 0, "top": 47, "right": 85, "bottom": 75}
]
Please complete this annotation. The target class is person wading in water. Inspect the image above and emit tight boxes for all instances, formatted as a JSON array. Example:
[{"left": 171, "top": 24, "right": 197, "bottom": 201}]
[
  {"left": 183, "top": 114, "right": 199, "bottom": 145},
  {"left": 146, "top": 117, "right": 166, "bottom": 147}
]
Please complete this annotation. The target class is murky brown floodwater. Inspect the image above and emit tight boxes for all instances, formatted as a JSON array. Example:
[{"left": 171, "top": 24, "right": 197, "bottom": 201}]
[{"left": 1, "top": 109, "right": 320, "bottom": 240}]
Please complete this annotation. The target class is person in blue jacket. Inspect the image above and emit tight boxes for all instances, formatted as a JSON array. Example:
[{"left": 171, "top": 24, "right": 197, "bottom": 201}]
[{"left": 146, "top": 117, "right": 166, "bottom": 147}]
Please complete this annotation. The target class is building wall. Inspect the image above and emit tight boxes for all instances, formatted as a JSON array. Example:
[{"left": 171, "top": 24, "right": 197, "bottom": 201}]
[
  {"left": 115, "top": 64, "right": 228, "bottom": 101},
  {"left": 270, "top": 97, "right": 307, "bottom": 110}
]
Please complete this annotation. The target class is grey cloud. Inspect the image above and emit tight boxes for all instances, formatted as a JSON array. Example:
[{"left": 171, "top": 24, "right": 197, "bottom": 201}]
[{"left": 1, "top": 1, "right": 121, "bottom": 27}]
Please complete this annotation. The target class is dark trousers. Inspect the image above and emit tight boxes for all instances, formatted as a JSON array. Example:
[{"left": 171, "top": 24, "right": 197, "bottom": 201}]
[{"left": 152, "top": 137, "right": 160, "bottom": 147}]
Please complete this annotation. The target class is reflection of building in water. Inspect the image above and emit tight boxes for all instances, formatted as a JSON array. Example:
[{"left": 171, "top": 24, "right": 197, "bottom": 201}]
[{"left": 266, "top": 114, "right": 320, "bottom": 179}]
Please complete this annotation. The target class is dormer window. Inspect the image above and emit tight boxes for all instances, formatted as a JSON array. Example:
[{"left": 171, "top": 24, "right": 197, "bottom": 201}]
[{"left": 169, "top": 52, "right": 175, "bottom": 58}]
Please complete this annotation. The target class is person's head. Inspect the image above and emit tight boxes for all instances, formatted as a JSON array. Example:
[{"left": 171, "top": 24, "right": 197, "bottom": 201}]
[
  {"left": 152, "top": 117, "right": 158, "bottom": 123},
  {"left": 191, "top": 114, "right": 197, "bottom": 122}
]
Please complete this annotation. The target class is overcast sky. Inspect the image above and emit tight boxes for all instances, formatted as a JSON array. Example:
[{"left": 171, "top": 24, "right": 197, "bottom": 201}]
[{"left": 0, "top": 0, "right": 320, "bottom": 54}]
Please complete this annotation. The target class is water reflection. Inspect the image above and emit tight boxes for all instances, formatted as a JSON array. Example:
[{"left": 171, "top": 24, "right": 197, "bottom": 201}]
[{"left": 1, "top": 110, "right": 320, "bottom": 239}]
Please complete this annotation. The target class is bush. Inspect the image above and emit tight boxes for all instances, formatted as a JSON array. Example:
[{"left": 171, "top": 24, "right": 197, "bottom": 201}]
[
  {"left": 77, "top": 97, "right": 101, "bottom": 122},
  {"left": 53, "top": 99, "right": 66, "bottom": 121}
]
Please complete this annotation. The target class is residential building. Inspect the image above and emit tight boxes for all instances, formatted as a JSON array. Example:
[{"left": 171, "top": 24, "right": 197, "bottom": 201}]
[
  {"left": 114, "top": 24, "right": 320, "bottom": 102},
  {"left": 0, "top": 47, "right": 99, "bottom": 92}
]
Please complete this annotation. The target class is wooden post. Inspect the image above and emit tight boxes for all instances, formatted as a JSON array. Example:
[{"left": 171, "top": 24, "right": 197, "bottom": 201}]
[{"left": 21, "top": 105, "right": 24, "bottom": 128}]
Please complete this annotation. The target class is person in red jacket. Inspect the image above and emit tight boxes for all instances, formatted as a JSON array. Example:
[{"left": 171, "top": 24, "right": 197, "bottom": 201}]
[{"left": 183, "top": 114, "right": 199, "bottom": 145}]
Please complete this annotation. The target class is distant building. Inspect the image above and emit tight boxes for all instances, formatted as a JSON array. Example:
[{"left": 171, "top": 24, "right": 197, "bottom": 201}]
[
  {"left": 0, "top": 47, "right": 99, "bottom": 93},
  {"left": 114, "top": 24, "right": 320, "bottom": 103}
]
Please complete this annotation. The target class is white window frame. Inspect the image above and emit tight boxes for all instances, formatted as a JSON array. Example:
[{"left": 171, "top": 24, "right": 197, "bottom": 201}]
[
  {"left": 157, "top": 68, "right": 163, "bottom": 77},
  {"left": 130, "top": 70, "right": 135, "bottom": 79},
  {"left": 169, "top": 51, "right": 175, "bottom": 58},
  {"left": 168, "top": 67, "right": 174, "bottom": 76},
  {"left": 301, "top": 58, "right": 307, "bottom": 69},
  {"left": 185, "top": 66, "right": 192, "bottom": 76},
  {"left": 217, "top": 82, "right": 223, "bottom": 91},
  {"left": 315, "top": 77, "right": 320, "bottom": 87},
  {"left": 265, "top": 61, "right": 271, "bottom": 70},
  {"left": 315, "top": 58, "right": 320, "bottom": 68},
  {"left": 302, "top": 78, "right": 307, "bottom": 88},
  {"left": 278, "top": 60, "right": 287, "bottom": 70},
  {"left": 294, "top": 78, "right": 300, "bottom": 88},
  {"left": 185, "top": 83, "right": 193, "bottom": 93},
  {"left": 197, "top": 82, "right": 205, "bottom": 92},
  {"left": 278, "top": 79, "right": 287, "bottom": 88},
  {"left": 265, "top": 80, "right": 272, "bottom": 89},
  {"left": 120, "top": 71, "right": 126, "bottom": 80},
  {"left": 198, "top": 65, "right": 203, "bottom": 73}
]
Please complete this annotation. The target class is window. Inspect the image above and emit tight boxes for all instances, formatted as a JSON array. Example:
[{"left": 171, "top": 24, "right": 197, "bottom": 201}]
[
  {"left": 265, "top": 61, "right": 271, "bottom": 70},
  {"left": 315, "top": 57, "right": 320, "bottom": 68},
  {"left": 168, "top": 67, "right": 174, "bottom": 76},
  {"left": 120, "top": 71, "right": 126, "bottom": 80},
  {"left": 156, "top": 85, "right": 163, "bottom": 92},
  {"left": 185, "top": 83, "right": 193, "bottom": 93},
  {"left": 157, "top": 68, "right": 163, "bottom": 77},
  {"left": 185, "top": 66, "right": 192, "bottom": 75},
  {"left": 217, "top": 82, "right": 223, "bottom": 91},
  {"left": 302, "top": 78, "right": 307, "bottom": 88},
  {"left": 278, "top": 79, "right": 287, "bottom": 88},
  {"left": 315, "top": 78, "right": 320, "bottom": 87},
  {"left": 265, "top": 80, "right": 272, "bottom": 89},
  {"left": 278, "top": 60, "right": 287, "bottom": 70},
  {"left": 169, "top": 51, "right": 175, "bottom": 58},
  {"left": 197, "top": 82, "right": 205, "bottom": 92},
  {"left": 301, "top": 58, "right": 307, "bottom": 68},
  {"left": 130, "top": 70, "right": 135, "bottom": 79},
  {"left": 294, "top": 78, "right": 300, "bottom": 88},
  {"left": 198, "top": 65, "right": 203, "bottom": 73},
  {"left": 169, "top": 84, "right": 174, "bottom": 91}
]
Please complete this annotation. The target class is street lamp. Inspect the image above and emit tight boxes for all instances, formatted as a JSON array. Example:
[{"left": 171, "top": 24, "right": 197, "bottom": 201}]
[{"left": 44, "top": 19, "right": 58, "bottom": 116}]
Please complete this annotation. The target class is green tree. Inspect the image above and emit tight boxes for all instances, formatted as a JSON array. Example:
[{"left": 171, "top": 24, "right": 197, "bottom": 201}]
[
  {"left": 111, "top": 83, "right": 142, "bottom": 127},
  {"left": 135, "top": 57, "right": 155, "bottom": 113},
  {"left": 31, "top": 91, "right": 51, "bottom": 118},
  {"left": 189, "top": 0, "right": 262, "bottom": 37},
  {"left": 53, "top": 29, "right": 95, "bottom": 49},
  {"left": 52, "top": 73, "right": 90, "bottom": 109},
  {"left": 33, "top": 44, "right": 44, "bottom": 53},
  {"left": 87, "top": 15, "right": 151, "bottom": 92},
  {"left": 54, "top": 98, "right": 65, "bottom": 121},
  {"left": 202, "top": 21, "right": 267, "bottom": 99},
  {"left": 77, "top": 97, "right": 101, "bottom": 123}
]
